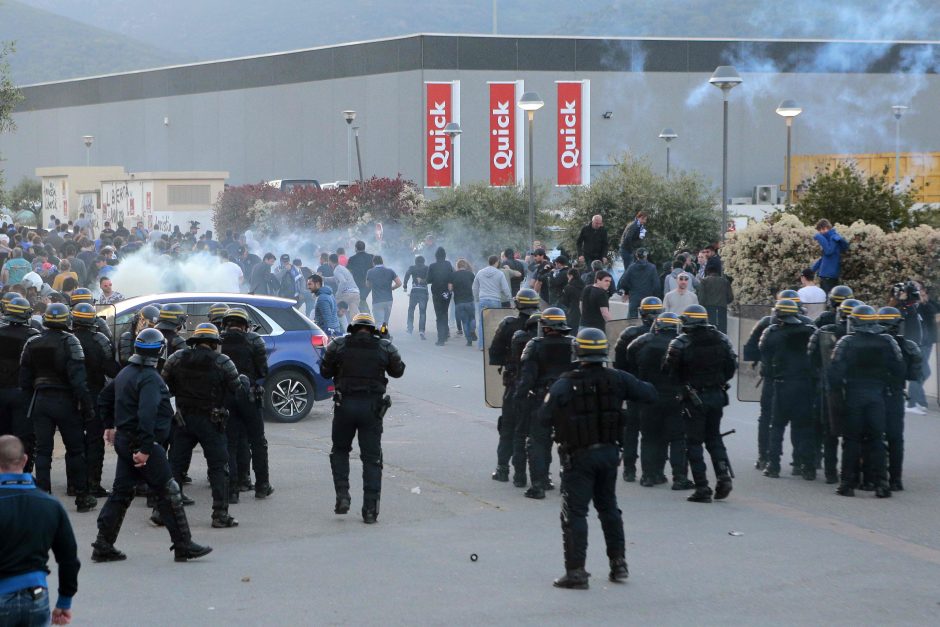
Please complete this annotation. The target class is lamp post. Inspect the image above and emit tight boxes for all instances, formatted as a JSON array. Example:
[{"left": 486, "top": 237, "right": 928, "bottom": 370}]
[
  {"left": 443, "top": 122, "right": 462, "bottom": 188},
  {"left": 342, "top": 110, "right": 356, "bottom": 182},
  {"left": 82, "top": 135, "right": 94, "bottom": 166},
  {"left": 352, "top": 125, "right": 364, "bottom": 184},
  {"left": 709, "top": 66, "right": 742, "bottom": 240},
  {"left": 518, "top": 91, "right": 544, "bottom": 248},
  {"left": 892, "top": 104, "right": 908, "bottom": 186},
  {"left": 658, "top": 128, "right": 678, "bottom": 179},
  {"left": 775, "top": 100, "right": 802, "bottom": 206}
]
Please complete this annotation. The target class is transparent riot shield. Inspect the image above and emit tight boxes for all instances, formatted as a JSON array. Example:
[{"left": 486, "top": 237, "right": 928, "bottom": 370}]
[
  {"left": 934, "top": 313, "right": 939, "bottom": 404},
  {"left": 94, "top": 304, "right": 118, "bottom": 337},
  {"left": 482, "top": 308, "right": 517, "bottom": 408},
  {"left": 736, "top": 304, "right": 772, "bottom": 402},
  {"left": 816, "top": 330, "right": 841, "bottom": 434},
  {"left": 606, "top": 317, "right": 642, "bottom": 352}
]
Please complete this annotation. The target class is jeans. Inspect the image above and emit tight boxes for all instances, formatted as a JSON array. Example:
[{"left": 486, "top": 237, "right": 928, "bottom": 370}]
[
  {"left": 477, "top": 298, "right": 501, "bottom": 348},
  {"left": 407, "top": 289, "right": 428, "bottom": 333},
  {"left": 0, "top": 587, "right": 50, "bottom": 627},
  {"left": 372, "top": 301, "right": 393, "bottom": 327},
  {"left": 907, "top": 341, "right": 932, "bottom": 407},
  {"left": 455, "top": 302, "right": 475, "bottom": 345}
]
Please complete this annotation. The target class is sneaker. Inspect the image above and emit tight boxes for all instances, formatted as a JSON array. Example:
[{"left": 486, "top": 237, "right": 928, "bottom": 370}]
[
  {"left": 553, "top": 568, "right": 590, "bottom": 590},
  {"left": 211, "top": 513, "right": 239, "bottom": 528},
  {"left": 524, "top": 486, "right": 546, "bottom": 500},
  {"left": 406, "top": 328, "right": 413, "bottom": 335},
  {"left": 687, "top": 487, "right": 713, "bottom": 503},
  {"left": 335, "top": 494, "right": 351, "bottom": 515},
  {"left": 456, "top": 329, "right": 463, "bottom": 336},
  {"left": 622, "top": 469, "right": 636, "bottom": 483},
  {"left": 491, "top": 466, "right": 510, "bottom": 482},
  {"left": 608, "top": 558, "right": 629, "bottom": 582},
  {"left": 512, "top": 474, "right": 527, "bottom": 488},
  {"left": 639, "top": 475, "right": 655, "bottom": 487},
  {"left": 906, "top": 405, "right": 926, "bottom": 415},
  {"left": 671, "top": 478, "right": 695, "bottom": 490},
  {"left": 419, "top": 332, "right": 426, "bottom": 341},
  {"left": 255, "top": 483, "right": 275, "bottom": 499},
  {"left": 836, "top": 483, "right": 855, "bottom": 497},
  {"left": 76, "top": 495, "right": 98, "bottom": 513}
]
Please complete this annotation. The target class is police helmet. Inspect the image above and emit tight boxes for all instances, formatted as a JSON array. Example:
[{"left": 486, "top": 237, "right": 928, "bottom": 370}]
[
  {"left": 638, "top": 296, "right": 664, "bottom": 322},
  {"left": 156, "top": 303, "right": 187, "bottom": 330},
  {"left": 134, "top": 327, "right": 167, "bottom": 358},
  {"left": 347, "top": 313, "right": 376, "bottom": 332},
  {"left": 208, "top": 302, "right": 230, "bottom": 324},
  {"left": 837, "top": 298, "right": 863, "bottom": 321},
  {"left": 848, "top": 304, "right": 882, "bottom": 334},
  {"left": 829, "top": 284, "right": 853, "bottom": 308},
  {"left": 574, "top": 327, "right": 609, "bottom": 363},
  {"left": 70, "top": 287, "right": 94, "bottom": 304},
  {"left": 71, "top": 302, "right": 98, "bottom": 327},
  {"left": 877, "top": 306, "right": 903, "bottom": 334},
  {"left": 222, "top": 307, "right": 251, "bottom": 328},
  {"left": 776, "top": 289, "right": 801, "bottom": 303},
  {"left": 185, "top": 322, "right": 222, "bottom": 345},
  {"left": 524, "top": 312, "right": 541, "bottom": 329},
  {"left": 138, "top": 305, "right": 161, "bottom": 327},
  {"left": 653, "top": 312, "right": 681, "bottom": 333},
  {"left": 43, "top": 302, "right": 71, "bottom": 330},
  {"left": 540, "top": 307, "right": 571, "bottom": 332},
  {"left": 1, "top": 292, "right": 18, "bottom": 313},
  {"left": 679, "top": 304, "right": 710, "bottom": 328},
  {"left": 515, "top": 288, "right": 540, "bottom": 313},
  {"left": 3, "top": 297, "right": 32, "bottom": 323},
  {"left": 773, "top": 299, "right": 802, "bottom": 324}
]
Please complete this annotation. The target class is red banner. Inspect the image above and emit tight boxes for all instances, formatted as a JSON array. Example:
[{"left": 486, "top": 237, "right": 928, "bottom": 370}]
[
  {"left": 488, "top": 82, "right": 520, "bottom": 186},
  {"left": 556, "top": 81, "right": 590, "bottom": 186},
  {"left": 425, "top": 82, "right": 458, "bottom": 187}
]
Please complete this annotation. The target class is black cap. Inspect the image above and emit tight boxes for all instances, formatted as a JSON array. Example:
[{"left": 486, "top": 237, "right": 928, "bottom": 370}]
[
  {"left": 280, "top": 254, "right": 291, "bottom": 262},
  {"left": 293, "top": 258, "right": 303, "bottom": 266}
]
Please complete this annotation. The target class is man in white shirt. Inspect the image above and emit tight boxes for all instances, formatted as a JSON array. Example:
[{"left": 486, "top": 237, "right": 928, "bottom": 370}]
[
  {"left": 797, "top": 268, "right": 827, "bottom": 320},
  {"left": 217, "top": 250, "right": 244, "bottom": 293},
  {"left": 663, "top": 272, "right": 699, "bottom": 313}
]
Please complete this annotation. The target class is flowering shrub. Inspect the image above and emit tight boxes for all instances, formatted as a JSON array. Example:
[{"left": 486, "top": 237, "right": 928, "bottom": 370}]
[{"left": 724, "top": 214, "right": 940, "bottom": 305}]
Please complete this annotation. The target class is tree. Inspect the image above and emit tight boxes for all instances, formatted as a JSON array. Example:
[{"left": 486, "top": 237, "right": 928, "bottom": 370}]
[
  {"left": 788, "top": 162, "right": 918, "bottom": 232},
  {"left": 408, "top": 183, "right": 551, "bottom": 263},
  {"left": 563, "top": 153, "right": 720, "bottom": 267},
  {"left": 4, "top": 176, "right": 41, "bottom": 225},
  {"left": 0, "top": 43, "right": 24, "bottom": 201}
]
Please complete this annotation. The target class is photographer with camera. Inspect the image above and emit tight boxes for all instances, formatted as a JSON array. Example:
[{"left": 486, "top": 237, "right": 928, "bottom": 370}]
[{"left": 892, "top": 281, "right": 936, "bottom": 414}]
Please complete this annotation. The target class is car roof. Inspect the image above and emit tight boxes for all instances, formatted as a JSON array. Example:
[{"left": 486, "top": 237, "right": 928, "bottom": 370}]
[{"left": 107, "top": 292, "right": 298, "bottom": 312}]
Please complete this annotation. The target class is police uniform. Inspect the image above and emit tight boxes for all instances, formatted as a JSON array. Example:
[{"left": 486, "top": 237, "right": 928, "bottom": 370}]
[
  {"left": 0, "top": 302, "right": 40, "bottom": 471},
  {"left": 663, "top": 305, "right": 737, "bottom": 503},
  {"left": 19, "top": 304, "right": 97, "bottom": 512},
  {"left": 320, "top": 314, "right": 405, "bottom": 523},
  {"left": 220, "top": 311, "right": 273, "bottom": 500},
  {"left": 514, "top": 308, "right": 575, "bottom": 499},
  {"left": 162, "top": 325, "right": 243, "bottom": 527},
  {"left": 828, "top": 306, "right": 905, "bottom": 497},
  {"left": 71, "top": 305, "right": 120, "bottom": 496},
  {"left": 541, "top": 327, "right": 657, "bottom": 589},
  {"left": 504, "top": 316, "right": 540, "bottom": 486},
  {"left": 487, "top": 289, "right": 539, "bottom": 484},
  {"left": 92, "top": 328, "right": 212, "bottom": 563},
  {"left": 758, "top": 301, "right": 817, "bottom": 479},
  {"left": 623, "top": 313, "right": 692, "bottom": 489},
  {"left": 878, "top": 307, "right": 922, "bottom": 492},
  {"left": 613, "top": 306, "right": 657, "bottom": 482}
]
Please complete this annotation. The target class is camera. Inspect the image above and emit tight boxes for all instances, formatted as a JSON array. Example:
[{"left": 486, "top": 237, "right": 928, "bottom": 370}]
[{"left": 892, "top": 280, "right": 920, "bottom": 305}]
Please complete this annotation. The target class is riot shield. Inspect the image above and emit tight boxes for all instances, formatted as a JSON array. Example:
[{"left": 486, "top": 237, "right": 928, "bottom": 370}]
[
  {"left": 95, "top": 304, "right": 118, "bottom": 337},
  {"left": 736, "top": 304, "right": 772, "bottom": 402},
  {"left": 606, "top": 317, "right": 642, "bottom": 351},
  {"left": 816, "top": 330, "right": 842, "bottom": 434},
  {"left": 482, "top": 307, "right": 517, "bottom": 408}
]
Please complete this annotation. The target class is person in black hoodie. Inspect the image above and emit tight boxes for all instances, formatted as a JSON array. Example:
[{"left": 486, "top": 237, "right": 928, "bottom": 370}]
[
  {"left": 403, "top": 255, "right": 430, "bottom": 339},
  {"left": 558, "top": 268, "right": 583, "bottom": 330},
  {"left": 345, "top": 241, "right": 374, "bottom": 312},
  {"left": 427, "top": 247, "right": 454, "bottom": 346}
]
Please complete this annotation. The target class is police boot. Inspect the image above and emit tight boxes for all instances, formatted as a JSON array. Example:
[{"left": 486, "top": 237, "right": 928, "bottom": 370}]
[
  {"left": 801, "top": 465, "right": 817, "bottom": 481},
  {"left": 553, "top": 567, "right": 590, "bottom": 590},
  {"left": 173, "top": 540, "right": 213, "bottom": 562},
  {"left": 228, "top": 489, "right": 240, "bottom": 504},
  {"left": 639, "top": 475, "right": 656, "bottom": 487},
  {"left": 211, "top": 507, "right": 239, "bottom": 528},
  {"left": 889, "top": 478, "right": 904, "bottom": 492},
  {"left": 158, "top": 479, "right": 213, "bottom": 561},
  {"left": 75, "top": 493, "right": 98, "bottom": 513},
  {"left": 687, "top": 486, "right": 713, "bottom": 503},
  {"left": 149, "top": 507, "right": 165, "bottom": 527},
  {"left": 181, "top": 473, "right": 193, "bottom": 485},
  {"left": 362, "top": 498, "right": 379, "bottom": 524},
  {"left": 762, "top": 462, "right": 781, "bottom": 479},
  {"left": 524, "top": 484, "right": 546, "bottom": 500},
  {"left": 836, "top": 482, "right": 855, "bottom": 497},
  {"left": 671, "top": 477, "right": 695, "bottom": 490},
  {"left": 512, "top": 471, "right": 527, "bottom": 488},
  {"left": 335, "top": 490, "right": 351, "bottom": 515},
  {"left": 90, "top": 483, "right": 110, "bottom": 498},
  {"left": 825, "top": 470, "right": 839, "bottom": 484},
  {"left": 714, "top": 462, "right": 732, "bottom": 500},
  {"left": 91, "top": 505, "right": 129, "bottom": 563},
  {"left": 622, "top": 467, "right": 636, "bottom": 483},
  {"left": 238, "top": 476, "right": 254, "bottom": 492},
  {"left": 875, "top": 482, "right": 892, "bottom": 499},
  {"left": 608, "top": 557, "right": 629, "bottom": 583},
  {"left": 491, "top": 465, "right": 510, "bottom": 482},
  {"left": 255, "top": 482, "right": 275, "bottom": 499},
  {"left": 654, "top": 474, "right": 668, "bottom": 485},
  {"left": 543, "top": 477, "right": 555, "bottom": 491}
]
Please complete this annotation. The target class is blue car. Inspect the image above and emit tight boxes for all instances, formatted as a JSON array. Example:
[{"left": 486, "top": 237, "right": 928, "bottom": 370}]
[{"left": 98, "top": 292, "right": 334, "bottom": 423}]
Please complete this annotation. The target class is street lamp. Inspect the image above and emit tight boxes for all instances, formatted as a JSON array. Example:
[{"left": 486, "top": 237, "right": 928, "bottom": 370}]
[
  {"left": 82, "top": 135, "right": 94, "bottom": 166},
  {"left": 892, "top": 104, "right": 908, "bottom": 186},
  {"left": 443, "top": 122, "right": 462, "bottom": 187},
  {"left": 342, "top": 110, "right": 356, "bottom": 182},
  {"left": 658, "top": 128, "right": 678, "bottom": 179},
  {"left": 352, "top": 125, "right": 364, "bottom": 184},
  {"left": 709, "top": 65, "right": 742, "bottom": 240},
  {"left": 518, "top": 91, "right": 544, "bottom": 248},
  {"left": 775, "top": 100, "right": 803, "bottom": 206}
]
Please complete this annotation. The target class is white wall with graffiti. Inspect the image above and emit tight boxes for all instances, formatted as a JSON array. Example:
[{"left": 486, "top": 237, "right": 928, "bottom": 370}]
[
  {"left": 42, "top": 177, "right": 70, "bottom": 223},
  {"left": 100, "top": 179, "right": 154, "bottom": 230}
]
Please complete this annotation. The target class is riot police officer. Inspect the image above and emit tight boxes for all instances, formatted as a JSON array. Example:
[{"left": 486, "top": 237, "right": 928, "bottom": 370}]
[
  {"left": 208, "top": 302, "right": 230, "bottom": 327},
  {"left": 220, "top": 307, "right": 274, "bottom": 501},
  {"left": 814, "top": 285, "right": 854, "bottom": 328},
  {"left": 624, "top": 312, "right": 694, "bottom": 489},
  {"left": 506, "top": 312, "right": 541, "bottom": 487},
  {"left": 877, "top": 306, "right": 922, "bottom": 492},
  {"left": 92, "top": 328, "right": 213, "bottom": 563},
  {"left": 320, "top": 313, "right": 405, "bottom": 524},
  {"left": 613, "top": 295, "right": 663, "bottom": 482},
  {"left": 19, "top": 303, "right": 97, "bottom": 512},
  {"left": 0, "top": 297, "right": 40, "bottom": 471},
  {"left": 69, "top": 287, "right": 113, "bottom": 340},
  {"left": 758, "top": 300, "right": 817, "bottom": 480},
  {"left": 515, "top": 307, "right": 576, "bottom": 499},
  {"left": 663, "top": 304, "right": 737, "bottom": 503},
  {"left": 829, "top": 305, "right": 905, "bottom": 498},
  {"left": 156, "top": 303, "right": 187, "bottom": 355},
  {"left": 118, "top": 305, "right": 161, "bottom": 366},
  {"left": 162, "top": 323, "right": 243, "bottom": 527},
  {"left": 71, "top": 302, "right": 120, "bottom": 497},
  {"left": 487, "top": 288, "right": 540, "bottom": 483},
  {"left": 742, "top": 290, "right": 813, "bottom": 470},
  {"left": 808, "top": 298, "right": 861, "bottom": 484},
  {"left": 540, "top": 327, "right": 657, "bottom": 589},
  {"left": 0, "top": 292, "right": 42, "bottom": 332}
]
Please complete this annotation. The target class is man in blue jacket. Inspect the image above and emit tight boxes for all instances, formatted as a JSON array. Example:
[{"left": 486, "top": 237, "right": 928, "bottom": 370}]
[
  {"left": 308, "top": 275, "right": 342, "bottom": 337},
  {"left": 811, "top": 219, "right": 849, "bottom": 294}
]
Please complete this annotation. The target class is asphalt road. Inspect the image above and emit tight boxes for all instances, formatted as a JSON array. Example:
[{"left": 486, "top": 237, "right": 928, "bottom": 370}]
[{"left": 47, "top": 306, "right": 940, "bottom": 626}]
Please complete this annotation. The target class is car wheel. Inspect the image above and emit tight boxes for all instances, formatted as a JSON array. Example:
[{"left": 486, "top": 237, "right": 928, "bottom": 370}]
[{"left": 265, "top": 369, "right": 314, "bottom": 423}]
